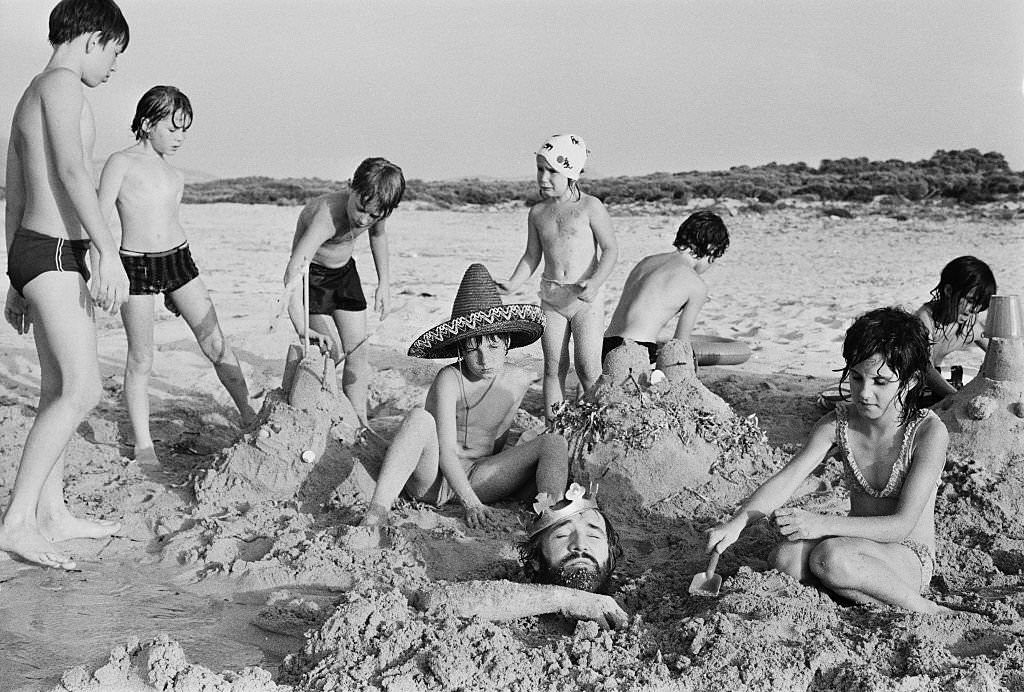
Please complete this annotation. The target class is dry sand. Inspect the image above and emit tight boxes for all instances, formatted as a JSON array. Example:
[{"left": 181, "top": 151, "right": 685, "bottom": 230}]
[{"left": 1, "top": 199, "right": 1022, "bottom": 691}]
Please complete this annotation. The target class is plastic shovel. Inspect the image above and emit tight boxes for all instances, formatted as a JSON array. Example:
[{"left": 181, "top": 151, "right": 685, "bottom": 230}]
[{"left": 688, "top": 551, "right": 722, "bottom": 597}]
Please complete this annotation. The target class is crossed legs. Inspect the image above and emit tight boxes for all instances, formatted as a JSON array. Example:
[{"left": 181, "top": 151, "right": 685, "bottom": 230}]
[{"left": 771, "top": 536, "right": 944, "bottom": 613}]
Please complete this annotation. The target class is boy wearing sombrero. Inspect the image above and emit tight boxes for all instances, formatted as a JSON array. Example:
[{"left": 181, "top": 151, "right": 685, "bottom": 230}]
[{"left": 360, "top": 264, "right": 569, "bottom": 529}]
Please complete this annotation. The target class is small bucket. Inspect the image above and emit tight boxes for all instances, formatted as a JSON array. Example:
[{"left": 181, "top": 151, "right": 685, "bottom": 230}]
[{"left": 984, "top": 295, "right": 1023, "bottom": 339}]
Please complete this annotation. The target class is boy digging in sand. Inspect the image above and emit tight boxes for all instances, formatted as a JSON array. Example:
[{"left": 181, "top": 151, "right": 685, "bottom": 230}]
[
  {"left": 1, "top": 0, "right": 129, "bottom": 569},
  {"left": 603, "top": 210, "right": 729, "bottom": 364},
  {"left": 98, "top": 86, "right": 257, "bottom": 464},
  {"left": 360, "top": 263, "right": 569, "bottom": 529},
  {"left": 283, "top": 158, "right": 405, "bottom": 428},
  {"left": 498, "top": 134, "right": 617, "bottom": 420}
]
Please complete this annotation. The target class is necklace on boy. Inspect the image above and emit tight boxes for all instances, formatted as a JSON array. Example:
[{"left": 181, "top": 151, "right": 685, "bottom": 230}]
[{"left": 457, "top": 360, "right": 499, "bottom": 448}]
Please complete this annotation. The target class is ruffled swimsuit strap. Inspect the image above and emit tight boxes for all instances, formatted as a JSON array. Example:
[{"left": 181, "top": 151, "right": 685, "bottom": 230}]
[{"left": 835, "top": 404, "right": 874, "bottom": 497}]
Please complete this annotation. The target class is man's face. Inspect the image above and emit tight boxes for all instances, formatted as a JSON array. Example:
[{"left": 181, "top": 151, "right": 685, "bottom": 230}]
[{"left": 538, "top": 509, "right": 611, "bottom": 591}]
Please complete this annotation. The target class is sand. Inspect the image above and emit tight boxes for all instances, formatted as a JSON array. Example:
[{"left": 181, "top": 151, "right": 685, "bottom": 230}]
[{"left": 1, "top": 199, "right": 1023, "bottom": 691}]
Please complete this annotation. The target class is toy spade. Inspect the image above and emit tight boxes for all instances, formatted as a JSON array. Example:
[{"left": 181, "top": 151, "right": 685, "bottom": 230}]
[{"left": 688, "top": 551, "right": 722, "bottom": 597}]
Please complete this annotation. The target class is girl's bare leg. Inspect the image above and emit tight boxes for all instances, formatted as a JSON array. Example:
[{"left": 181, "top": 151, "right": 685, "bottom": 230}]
[
  {"left": 570, "top": 300, "right": 604, "bottom": 394},
  {"left": 808, "top": 536, "right": 944, "bottom": 613},
  {"left": 541, "top": 311, "right": 571, "bottom": 420}
]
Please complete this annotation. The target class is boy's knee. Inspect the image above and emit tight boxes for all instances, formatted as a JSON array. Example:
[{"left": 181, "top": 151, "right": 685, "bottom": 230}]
[
  {"left": 126, "top": 348, "right": 154, "bottom": 373},
  {"left": 538, "top": 432, "right": 568, "bottom": 458},
  {"left": 404, "top": 407, "right": 435, "bottom": 432},
  {"left": 199, "top": 331, "right": 229, "bottom": 364}
]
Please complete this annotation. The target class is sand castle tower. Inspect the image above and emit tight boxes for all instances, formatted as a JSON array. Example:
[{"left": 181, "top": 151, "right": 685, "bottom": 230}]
[{"left": 935, "top": 295, "right": 1024, "bottom": 474}]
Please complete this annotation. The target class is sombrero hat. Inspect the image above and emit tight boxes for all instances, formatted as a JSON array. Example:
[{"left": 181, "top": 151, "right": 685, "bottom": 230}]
[{"left": 408, "top": 263, "right": 544, "bottom": 359}]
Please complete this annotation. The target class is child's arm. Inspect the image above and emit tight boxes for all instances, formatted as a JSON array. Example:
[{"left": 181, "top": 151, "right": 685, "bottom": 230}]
[
  {"left": 284, "top": 207, "right": 336, "bottom": 343},
  {"left": 367, "top": 220, "right": 390, "bottom": 319},
  {"left": 576, "top": 198, "right": 617, "bottom": 303},
  {"left": 415, "top": 580, "right": 628, "bottom": 628},
  {"left": 427, "top": 368, "right": 498, "bottom": 528},
  {"left": 913, "top": 305, "right": 956, "bottom": 397},
  {"left": 42, "top": 70, "right": 128, "bottom": 312},
  {"left": 671, "top": 279, "right": 709, "bottom": 342},
  {"left": 497, "top": 210, "right": 543, "bottom": 294},
  {"left": 707, "top": 414, "right": 836, "bottom": 554},
  {"left": 4, "top": 143, "right": 30, "bottom": 334},
  {"left": 776, "top": 417, "right": 948, "bottom": 544},
  {"left": 96, "top": 153, "right": 130, "bottom": 230}
]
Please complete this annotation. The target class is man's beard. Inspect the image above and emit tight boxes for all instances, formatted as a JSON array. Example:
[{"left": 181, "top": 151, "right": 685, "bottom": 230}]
[{"left": 546, "top": 554, "right": 609, "bottom": 593}]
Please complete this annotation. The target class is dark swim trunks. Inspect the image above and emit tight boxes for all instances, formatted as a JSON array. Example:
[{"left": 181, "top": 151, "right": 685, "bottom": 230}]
[
  {"left": 120, "top": 242, "right": 200, "bottom": 316},
  {"left": 308, "top": 259, "right": 367, "bottom": 314},
  {"left": 7, "top": 227, "right": 91, "bottom": 296},
  {"left": 602, "top": 335, "right": 658, "bottom": 364}
]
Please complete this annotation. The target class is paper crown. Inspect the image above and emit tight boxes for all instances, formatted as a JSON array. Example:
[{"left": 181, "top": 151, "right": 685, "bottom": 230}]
[{"left": 528, "top": 482, "right": 599, "bottom": 537}]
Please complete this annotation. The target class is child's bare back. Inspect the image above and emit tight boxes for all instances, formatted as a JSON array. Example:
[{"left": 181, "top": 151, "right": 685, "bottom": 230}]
[{"left": 606, "top": 251, "right": 707, "bottom": 343}]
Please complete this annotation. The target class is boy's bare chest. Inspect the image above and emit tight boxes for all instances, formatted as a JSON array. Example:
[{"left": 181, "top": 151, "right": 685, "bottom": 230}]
[{"left": 123, "top": 162, "right": 183, "bottom": 204}]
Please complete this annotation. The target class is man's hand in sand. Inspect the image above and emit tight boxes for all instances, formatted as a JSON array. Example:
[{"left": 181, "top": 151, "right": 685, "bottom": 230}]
[
  {"left": 564, "top": 592, "right": 628, "bottom": 629},
  {"left": 89, "top": 252, "right": 130, "bottom": 314},
  {"left": 706, "top": 516, "right": 745, "bottom": 555},
  {"left": 773, "top": 508, "right": 826, "bottom": 542},
  {"left": 4, "top": 290, "right": 32, "bottom": 334},
  {"left": 465, "top": 503, "right": 502, "bottom": 530}
]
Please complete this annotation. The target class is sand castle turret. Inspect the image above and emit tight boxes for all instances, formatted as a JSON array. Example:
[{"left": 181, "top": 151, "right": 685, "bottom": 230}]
[{"left": 935, "top": 295, "right": 1024, "bottom": 472}]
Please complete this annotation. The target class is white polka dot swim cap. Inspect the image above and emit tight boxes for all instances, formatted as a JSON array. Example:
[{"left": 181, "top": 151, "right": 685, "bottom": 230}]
[{"left": 536, "top": 134, "right": 588, "bottom": 180}]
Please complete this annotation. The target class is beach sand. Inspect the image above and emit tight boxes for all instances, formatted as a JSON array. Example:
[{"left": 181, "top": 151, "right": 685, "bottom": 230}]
[{"left": 1, "top": 199, "right": 1022, "bottom": 691}]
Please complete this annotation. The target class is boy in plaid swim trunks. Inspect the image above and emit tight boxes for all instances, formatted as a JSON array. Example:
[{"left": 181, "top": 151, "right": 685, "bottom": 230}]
[{"left": 98, "top": 86, "right": 256, "bottom": 464}]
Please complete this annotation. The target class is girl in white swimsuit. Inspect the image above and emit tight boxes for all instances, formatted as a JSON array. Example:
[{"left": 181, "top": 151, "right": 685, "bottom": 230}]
[{"left": 708, "top": 307, "right": 950, "bottom": 614}]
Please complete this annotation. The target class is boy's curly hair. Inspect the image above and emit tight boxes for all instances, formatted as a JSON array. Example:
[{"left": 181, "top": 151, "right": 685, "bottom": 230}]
[
  {"left": 839, "top": 306, "right": 930, "bottom": 425},
  {"left": 517, "top": 510, "right": 623, "bottom": 595},
  {"left": 49, "top": 0, "right": 129, "bottom": 49},
  {"left": 351, "top": 157, "right": 406, "bottom": 219},
  {"left": 673, "top": 210, "right": 729, "bottom": 260}
]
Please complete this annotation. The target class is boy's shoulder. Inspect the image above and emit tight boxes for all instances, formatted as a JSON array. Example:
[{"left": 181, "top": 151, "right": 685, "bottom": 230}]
[{"left": 34, "top": 67, "right": 83, "bottom": 96}]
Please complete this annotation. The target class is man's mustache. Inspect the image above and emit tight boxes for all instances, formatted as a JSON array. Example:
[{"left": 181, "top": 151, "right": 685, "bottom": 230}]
[{"left": 559, "top": 552, "right": 600, "bottom": 571}]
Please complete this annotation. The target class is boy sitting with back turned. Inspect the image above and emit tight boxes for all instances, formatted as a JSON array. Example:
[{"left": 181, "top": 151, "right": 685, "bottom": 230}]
[
  {"left": 360, "top": 263, "right": 569, "bottom": 530},
  {"left": 603, "top": 210, "right": 729, "bottom": 364},
  {"left": 283, "top": 158, "right": 405, "bottom": 428}
]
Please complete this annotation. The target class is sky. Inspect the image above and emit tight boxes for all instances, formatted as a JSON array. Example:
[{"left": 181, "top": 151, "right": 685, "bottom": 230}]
[{"left": 2, "top": 0, "right": 1023, "bottom": 182}]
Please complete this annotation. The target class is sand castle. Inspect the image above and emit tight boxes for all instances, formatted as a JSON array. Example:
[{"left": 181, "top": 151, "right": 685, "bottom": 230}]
[{"left": 555, "top": 338, "right": 784, "bottom": 524}]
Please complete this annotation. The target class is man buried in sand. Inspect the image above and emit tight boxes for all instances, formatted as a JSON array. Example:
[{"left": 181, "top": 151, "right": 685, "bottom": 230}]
[
  {"left": 98, "top": 86, "right": 257, "bottom": 464},
  {"left": 498, "top": 134, "right": 617, "bottom": 421},
  {"left": 603, "top": 210, "right": 729, "bottom": 365},
  {"left": 283, "top": 157, "right": 406, "bottom": 429},
  {"left": 413, "top": 483, "right": 627, "bottom": 628},
  {"left": 359, "top": 263, "right": 569, "bottom": 529}
]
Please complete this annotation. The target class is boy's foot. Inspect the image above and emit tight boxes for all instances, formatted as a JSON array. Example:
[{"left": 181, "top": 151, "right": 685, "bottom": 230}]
[
  {"left": 359, "top": 503, "right": 390, "bottom": 527},
  {"left": 133, "top": 446, "right": 159, "bottom": 464},
  {"left": 0, "top": 524, "right": 77, "bottom": 570},
  {"left": 240, "top": 406, "right": 259, "bottom": 429},
  {"left": 39, "top": 508, "right": 121, "bottom": 543}
]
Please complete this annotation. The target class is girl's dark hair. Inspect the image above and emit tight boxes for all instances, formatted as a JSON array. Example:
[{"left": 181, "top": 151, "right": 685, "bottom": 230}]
[
  {"left": 517, "top": 509, "right": 623, "bottom": 595},
  {"left": 928, "top": 256, "right": 997, "bottom": 338},
  {"left": 673, "top": 210, "right": 730, "bottom": 260},
  {"left": 839, "top": 307, "right": 930, "bottom": 424},
  {"left": 131, "top": 86, "right": 193, "bottom": 140},
  {"left": 49, "top": 0, "right": 129, "bottom": 49},
  {"left": 351, "top": 158, "right": 406, "bottom": 219}
]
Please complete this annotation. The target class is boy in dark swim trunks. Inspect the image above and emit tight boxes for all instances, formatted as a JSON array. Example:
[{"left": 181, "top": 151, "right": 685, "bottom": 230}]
[
  {"left": 2, "top": 0, "right": 130, "bottom": 570},
  {"left": 283, "top": 158, "right": 405, "bottom": 427},
  {"left": 602, "top": 210, "right": 729, "bottom": 365},
  {"left": 98, "top": 86, "right": 257, "bottom": 464}
]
